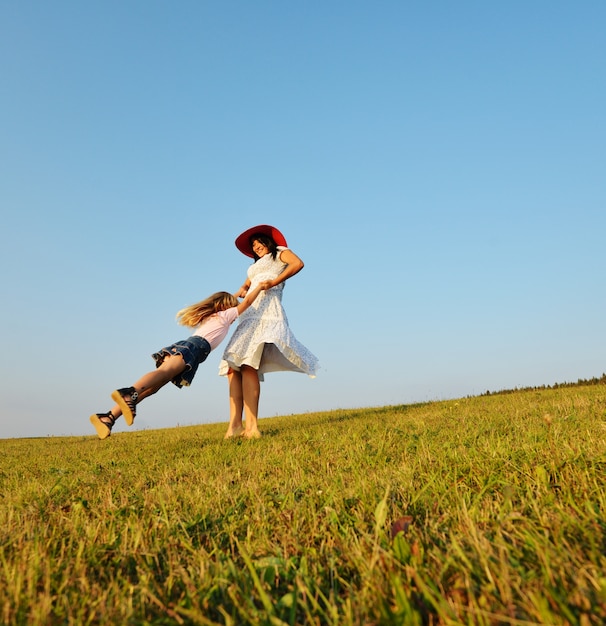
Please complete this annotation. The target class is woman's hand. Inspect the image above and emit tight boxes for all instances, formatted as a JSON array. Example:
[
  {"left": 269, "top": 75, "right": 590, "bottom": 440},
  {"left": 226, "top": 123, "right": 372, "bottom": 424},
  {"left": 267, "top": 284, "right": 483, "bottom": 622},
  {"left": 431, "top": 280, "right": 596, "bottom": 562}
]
[
  {"left": 235, "top": 282, "right": 250, "bottom": 298},
  {"left": 237, "top": 280, "right": 273, "bottom": 314},
  {"left": 259, "top": 280, "right": 273, "bottom": 291}
]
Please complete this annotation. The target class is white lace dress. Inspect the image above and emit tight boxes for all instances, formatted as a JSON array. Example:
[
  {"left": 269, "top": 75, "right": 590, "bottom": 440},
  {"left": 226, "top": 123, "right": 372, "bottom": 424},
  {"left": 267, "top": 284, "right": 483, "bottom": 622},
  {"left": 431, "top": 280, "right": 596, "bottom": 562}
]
[{"left": 219, "top": 247, "right": 319, "bottom": 381}]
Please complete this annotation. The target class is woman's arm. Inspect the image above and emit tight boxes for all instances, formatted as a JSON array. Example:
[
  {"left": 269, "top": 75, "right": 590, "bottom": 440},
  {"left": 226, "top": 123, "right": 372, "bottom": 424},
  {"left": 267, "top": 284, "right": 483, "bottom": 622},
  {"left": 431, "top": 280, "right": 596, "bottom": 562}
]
[
  {"left": 235, "top": 278, "right": 251, "bottom": 298},
  {"left": 236, "top": 281, "right": 271, "bottom": 315},
  {"left": 269, "top": 249, "right": 304, "bottom": 288}
]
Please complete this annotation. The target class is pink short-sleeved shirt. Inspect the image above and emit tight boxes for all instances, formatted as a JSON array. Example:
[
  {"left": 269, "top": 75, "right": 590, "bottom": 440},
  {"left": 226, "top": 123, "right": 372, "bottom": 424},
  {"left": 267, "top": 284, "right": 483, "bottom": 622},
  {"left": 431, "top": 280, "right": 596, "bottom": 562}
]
[{"left": 193, "top": 308, "right": 238, "bottom": 350}]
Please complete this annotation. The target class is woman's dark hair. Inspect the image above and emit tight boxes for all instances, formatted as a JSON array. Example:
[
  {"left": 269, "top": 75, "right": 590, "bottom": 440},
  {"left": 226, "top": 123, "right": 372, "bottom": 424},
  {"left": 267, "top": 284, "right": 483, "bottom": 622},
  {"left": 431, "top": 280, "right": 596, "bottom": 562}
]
[{"left": 249, "top": 233, "right": 279, "bottom": 261}]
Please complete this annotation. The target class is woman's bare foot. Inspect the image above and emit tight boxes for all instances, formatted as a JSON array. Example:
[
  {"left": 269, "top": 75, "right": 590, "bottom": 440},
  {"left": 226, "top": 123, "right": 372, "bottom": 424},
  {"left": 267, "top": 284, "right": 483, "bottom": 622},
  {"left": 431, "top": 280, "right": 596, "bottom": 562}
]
[
  {"left": 242, "top": 428, "right": 261, "bottom": 439},
  {"left": 224, "top": 425, "right": 244, "bottom": 439}
]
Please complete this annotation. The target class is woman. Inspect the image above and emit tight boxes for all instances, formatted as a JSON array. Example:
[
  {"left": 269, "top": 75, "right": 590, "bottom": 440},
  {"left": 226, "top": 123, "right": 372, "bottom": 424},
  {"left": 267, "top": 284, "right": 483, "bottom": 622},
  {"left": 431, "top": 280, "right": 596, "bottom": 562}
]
[{"left": 219, "top": 224, "right": 319, "bottom": 439}]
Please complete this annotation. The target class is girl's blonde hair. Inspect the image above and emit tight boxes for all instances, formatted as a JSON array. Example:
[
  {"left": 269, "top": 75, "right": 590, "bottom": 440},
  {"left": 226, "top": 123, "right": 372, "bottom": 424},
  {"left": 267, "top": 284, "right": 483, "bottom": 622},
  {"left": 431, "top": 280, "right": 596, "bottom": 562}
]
[{"left": 176, "top": 291, "right": 238, "bottom": 328}]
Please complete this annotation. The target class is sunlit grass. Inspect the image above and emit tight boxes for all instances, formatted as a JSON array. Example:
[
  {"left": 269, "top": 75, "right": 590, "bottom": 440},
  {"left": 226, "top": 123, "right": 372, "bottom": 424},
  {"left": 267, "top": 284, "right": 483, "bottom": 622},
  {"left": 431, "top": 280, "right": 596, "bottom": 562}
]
[{"left": 1, "top": 386, "right": 605, "bottom": 624}]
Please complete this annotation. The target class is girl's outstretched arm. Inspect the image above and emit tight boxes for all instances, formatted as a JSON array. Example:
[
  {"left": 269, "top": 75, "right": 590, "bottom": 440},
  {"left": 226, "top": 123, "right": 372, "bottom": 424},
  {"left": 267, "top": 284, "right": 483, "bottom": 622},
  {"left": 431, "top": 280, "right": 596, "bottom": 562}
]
[{"left": 236, "top": 280, "right": 271, "bottom": 315}]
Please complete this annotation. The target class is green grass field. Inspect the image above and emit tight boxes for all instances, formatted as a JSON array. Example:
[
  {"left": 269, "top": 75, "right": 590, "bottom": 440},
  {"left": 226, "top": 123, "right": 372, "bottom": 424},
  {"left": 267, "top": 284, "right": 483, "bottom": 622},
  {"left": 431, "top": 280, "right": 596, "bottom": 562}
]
[{"left": 1, "top": 385, "right": 605, "bottom": 625}]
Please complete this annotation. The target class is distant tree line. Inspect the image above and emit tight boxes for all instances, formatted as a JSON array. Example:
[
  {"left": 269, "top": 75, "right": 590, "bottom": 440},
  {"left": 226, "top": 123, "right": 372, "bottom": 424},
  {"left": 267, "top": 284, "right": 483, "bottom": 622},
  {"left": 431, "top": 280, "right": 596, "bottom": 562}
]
[{"left": 480, "top": 373, "right": 606, "bottom": 397}]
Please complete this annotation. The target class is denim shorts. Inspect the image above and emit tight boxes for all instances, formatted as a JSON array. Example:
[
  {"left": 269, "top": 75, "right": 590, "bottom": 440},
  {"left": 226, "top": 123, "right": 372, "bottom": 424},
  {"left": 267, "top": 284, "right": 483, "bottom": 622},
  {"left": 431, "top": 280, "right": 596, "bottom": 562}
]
[{"left": 151, "top": 335, "right": 211, "bottom": 388}]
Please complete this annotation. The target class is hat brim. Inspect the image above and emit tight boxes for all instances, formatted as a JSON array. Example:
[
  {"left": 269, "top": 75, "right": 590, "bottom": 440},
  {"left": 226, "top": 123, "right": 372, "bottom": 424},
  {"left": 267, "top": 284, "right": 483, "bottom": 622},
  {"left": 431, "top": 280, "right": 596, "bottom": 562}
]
[{"left": 234, "top": 224, "right": 288, "bottom": 258}]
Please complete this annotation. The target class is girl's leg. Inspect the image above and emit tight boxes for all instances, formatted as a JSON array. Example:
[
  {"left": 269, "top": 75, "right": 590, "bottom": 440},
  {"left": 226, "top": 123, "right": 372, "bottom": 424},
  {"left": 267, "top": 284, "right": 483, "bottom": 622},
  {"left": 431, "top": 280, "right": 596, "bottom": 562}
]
[
  {"left": 91, "top": 354, "right": 186, "bottom": 439},
  {"left": 241, "top": 365, "right": 261, "bottom": 438},
  {"left": 110, "top": 354, "right": 186, "bottom": 418},
  {"left": 225, "top": 368, "right": 245, "bottom": 438}
]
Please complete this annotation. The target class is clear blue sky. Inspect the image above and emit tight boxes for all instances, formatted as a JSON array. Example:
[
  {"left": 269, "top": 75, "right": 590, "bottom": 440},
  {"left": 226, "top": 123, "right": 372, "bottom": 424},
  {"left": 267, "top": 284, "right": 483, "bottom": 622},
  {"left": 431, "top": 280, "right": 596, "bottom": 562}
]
[{"left": 2, "top": 2, "right": 604, "bottom": 439}]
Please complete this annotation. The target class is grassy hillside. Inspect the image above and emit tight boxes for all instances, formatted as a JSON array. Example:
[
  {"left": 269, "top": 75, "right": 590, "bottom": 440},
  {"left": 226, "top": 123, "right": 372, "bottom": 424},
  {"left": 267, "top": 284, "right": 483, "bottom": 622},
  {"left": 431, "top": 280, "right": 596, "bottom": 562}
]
[{"left": 1, "top": 386, "right": 605, "bottom": 625}]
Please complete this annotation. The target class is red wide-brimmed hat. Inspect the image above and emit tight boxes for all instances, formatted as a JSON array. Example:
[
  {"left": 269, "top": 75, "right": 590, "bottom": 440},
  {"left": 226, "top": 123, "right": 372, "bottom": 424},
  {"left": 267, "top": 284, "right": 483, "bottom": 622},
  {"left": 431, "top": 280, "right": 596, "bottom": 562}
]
[{"left": 235, "top": 224, "right": 288, "bottom": 258}]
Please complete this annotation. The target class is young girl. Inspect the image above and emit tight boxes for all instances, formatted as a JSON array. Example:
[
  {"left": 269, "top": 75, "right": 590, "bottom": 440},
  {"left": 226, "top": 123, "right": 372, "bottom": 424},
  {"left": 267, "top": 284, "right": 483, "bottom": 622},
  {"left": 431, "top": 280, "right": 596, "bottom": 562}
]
[{"left": 90, "top": 282, "right": 271, "bottom": 439}]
